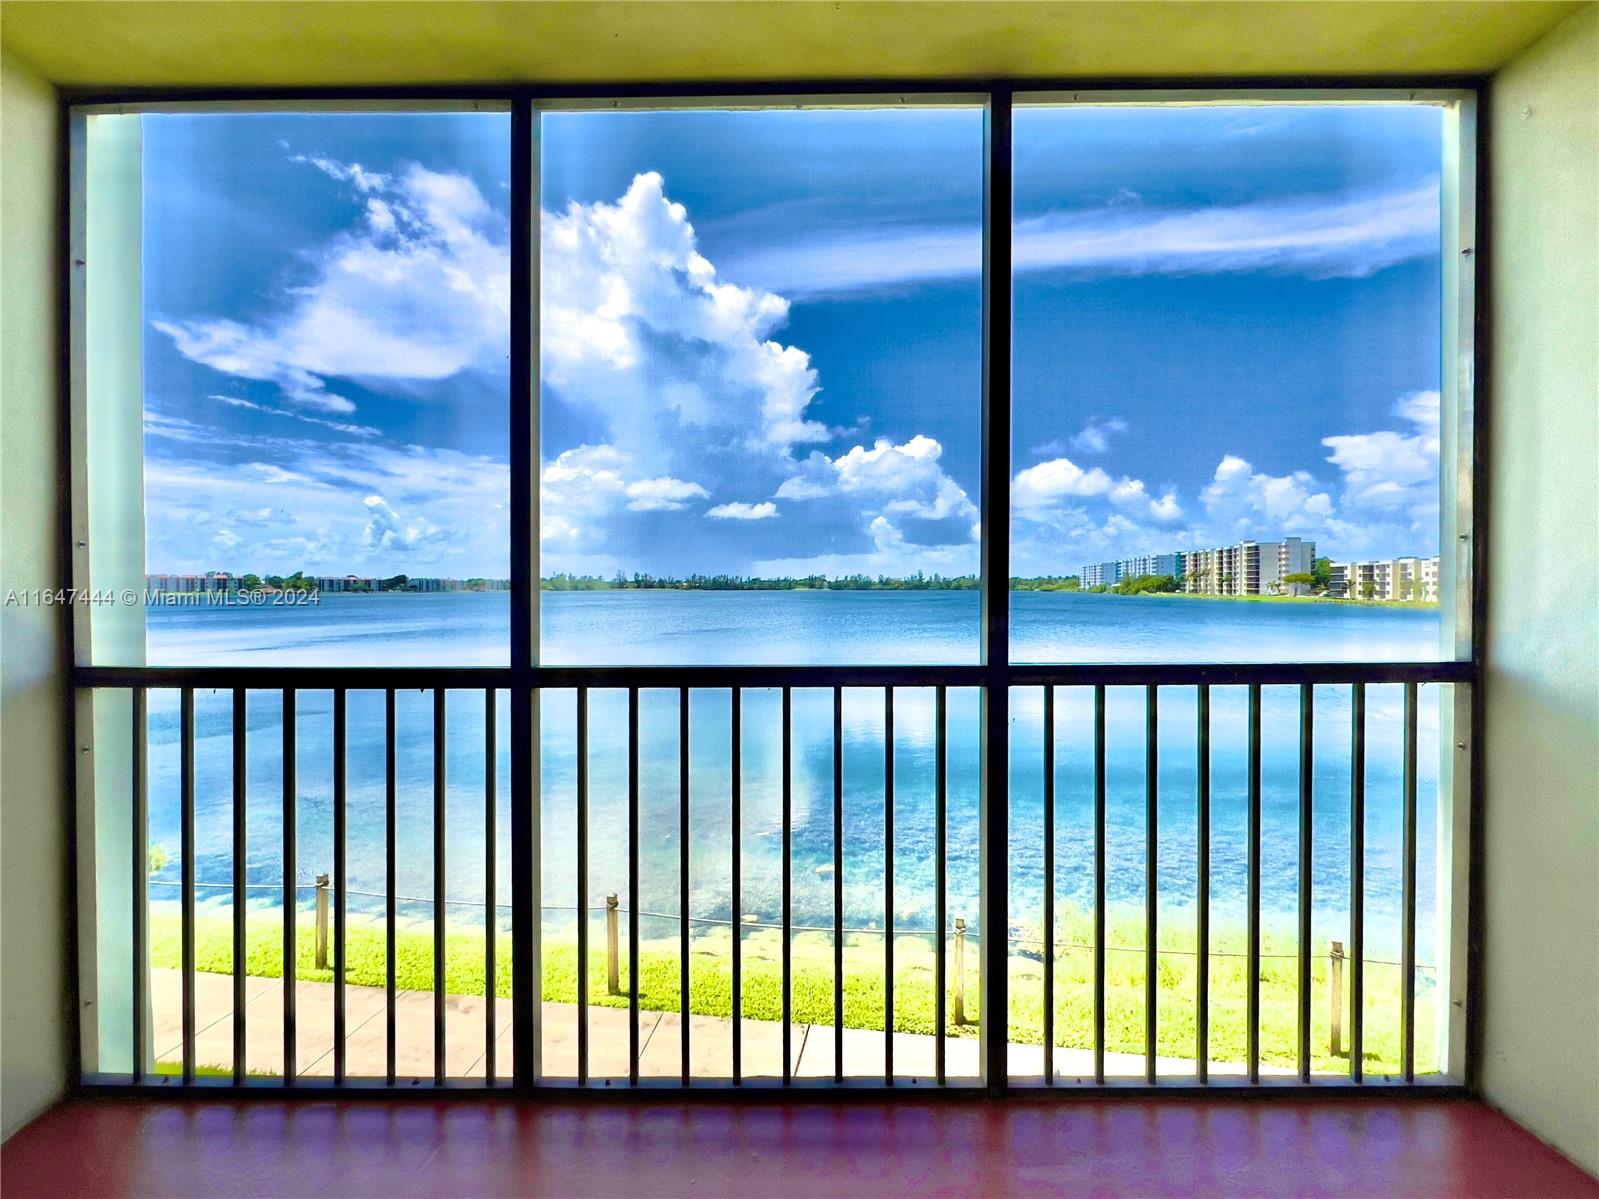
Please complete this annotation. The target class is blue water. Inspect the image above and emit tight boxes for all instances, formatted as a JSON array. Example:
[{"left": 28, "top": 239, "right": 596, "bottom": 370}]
[{"left": 141, "top": 591, "right": 1445, "bottom": 961}]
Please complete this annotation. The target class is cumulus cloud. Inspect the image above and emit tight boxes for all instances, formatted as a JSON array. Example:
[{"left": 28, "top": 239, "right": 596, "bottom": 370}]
[
  {"left": 707, "top": 501, "right": 778, "bottom": 521},
  {"left": 1013, "top": 456, "right": 1114, "bottom": 510},
  {"left": 541, "top": 172, "right": 826, "bottom": 452}
]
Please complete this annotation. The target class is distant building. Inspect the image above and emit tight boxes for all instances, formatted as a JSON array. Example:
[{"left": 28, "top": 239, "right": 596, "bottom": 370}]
[
  {"left": 1326, "top": 555, "right": 1440, "bottom": 601},
  {"left": 1080, "top": 538, "right": 1313, "bottom": 596}
]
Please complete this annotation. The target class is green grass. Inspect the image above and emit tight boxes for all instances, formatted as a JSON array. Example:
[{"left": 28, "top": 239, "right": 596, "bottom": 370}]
[{"left": 150, "top": 905, "right": 1436, "bottom": 1076}]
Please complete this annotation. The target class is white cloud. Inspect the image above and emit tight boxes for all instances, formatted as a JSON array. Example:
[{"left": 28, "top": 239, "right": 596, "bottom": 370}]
[
  {"left": 1069, "top": 416, "right": 1129, "bottom": 455},
  {"left": 706, "top": 501, "right": 778, "bottom": 521},
  {"left": 541, "top": 172, "right": 827, "bottom": 452},
  {"left": 156, "top": 157, "right": 511, "bottom": 411},
  {"left": 1323, "top": 389, "right": 1439, "bottom": 515},
  {"left": 624, "top": 476, "right": 711, "bottom": 512},
  {"left": 1013, "top": 456, "right": 1114, "bottom": 511},
  {"left": 724, "top": 180, "right": 1439, "bottom": 297}
]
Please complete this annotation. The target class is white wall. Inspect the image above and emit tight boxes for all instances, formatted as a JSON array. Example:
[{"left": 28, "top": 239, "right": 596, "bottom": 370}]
[
  {"left": 1484, "top": 4, "right": 1599, "bottom": 1177},
  {"left": 0, "top": 49, "right": 71, "bottom": 1140}
]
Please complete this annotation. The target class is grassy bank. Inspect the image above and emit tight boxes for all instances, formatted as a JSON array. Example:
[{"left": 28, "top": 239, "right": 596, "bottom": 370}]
[{"left": 150, "top": 905, "right": 1436, "bottom": 1076}]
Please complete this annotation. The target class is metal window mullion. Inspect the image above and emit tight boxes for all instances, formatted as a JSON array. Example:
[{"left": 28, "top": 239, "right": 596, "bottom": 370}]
[
  {"left": 1042, "top": 685, "right": 1054, "bottom": 1086},
  {"left": 832, "top": 685, "right": 844, "bottom": 1083},
  {"left": 484, "top": 688, "right": 497, "bottom": 1081},
  {"left": 432, "top": 687, "right": 446, "bottom": 1084},
  {"left": 1247, "top": 683, "right": 1262, "bottom": 1084},
  {"left": 1402, "top": 681, "right": 1418, "bottom": 1081},
  {"left": 935, "top": 684, "right": 948, "bottom": 1086},
  {"left": 782, "top": 686, "right": 793, "bottom": 1084},
  {"left": 1093, "top": 685, "right": 1107, "bottom": 1085},
  {"left": 509, "top": 92, "right": 539, "bottom": 1093},
  {"left": 1298, "top": 683, "right": 1314, "bottom": 1082},
  {"left": 628, "top": 687, "right": 641, "bottom": 1086},
  {"left": 731, "top": 687, "right": 742, "bottom": 1084},
  {"left": 884, "top": 685, "right": 894, "bottom": 1084},
  {"left": 1351, "top": 682, "right": 1366, "bottom": 1082},
  {"left": 131, "top": 687, "right": 148, "bottom": 1083},
  {"left": 1196, "top": 684, "right": 1210, "bottom": 1083},
  {"left": 282, "top": 688, "right": 296, "bottom": 1082},
  {"left": 680, "top": 687, "right": 691, "bottom": 1083},
  {"left": 334, "top": 688, "right": 348, "bottom": 1084},
  {"left": 385, "top": 688, "right": 397, "bottom": 1084},
  {"left": 576, "top": 687, "right": 589, "bottom": 1084},
  {"left": 232, "top": 687, "right": 248, "bottom": 1083},
  {"left": 180, "top": 687, "right": 195, "bottom": 1085},
  {"left": 1145, "top": 684, "right": 1158, "bottom": 1084},
  {"left": 980, "top": 82, "right": 1013, "bottom": 1096}
]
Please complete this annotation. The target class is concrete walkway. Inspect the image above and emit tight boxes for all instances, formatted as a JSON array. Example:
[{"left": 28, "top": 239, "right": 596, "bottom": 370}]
[{"left": 150, "top": 968, "right": 1291, "bottom": 1081}]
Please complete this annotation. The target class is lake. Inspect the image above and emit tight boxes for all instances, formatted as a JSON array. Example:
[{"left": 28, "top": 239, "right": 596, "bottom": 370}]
[{"left": 140, "top": 590, "right": 1446, "bottom": 961}]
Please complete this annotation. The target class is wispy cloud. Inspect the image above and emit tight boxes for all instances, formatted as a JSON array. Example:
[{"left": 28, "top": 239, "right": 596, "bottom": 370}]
[{"left": 722, "top": 180, "right": 1440, "bottom": 297}]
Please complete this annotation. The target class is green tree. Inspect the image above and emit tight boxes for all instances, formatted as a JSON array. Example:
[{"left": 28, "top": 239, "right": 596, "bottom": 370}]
[{"left": 1361, "top": 582, "right": 1378, "bottom": 601}]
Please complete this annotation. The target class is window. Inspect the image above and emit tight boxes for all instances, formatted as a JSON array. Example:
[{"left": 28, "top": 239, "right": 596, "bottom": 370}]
[
  {"left": 538, "top": 106, "right": 984, "bottom": 664},
  {"left": 70, "top": 89, "right": 1474, "bottom": 1092},
  {"left": 1011, "top": 102, "right": 1450, "bottom": 663},
  {"left": 81, "top": 110, "right": 511, "bottom": 666}
]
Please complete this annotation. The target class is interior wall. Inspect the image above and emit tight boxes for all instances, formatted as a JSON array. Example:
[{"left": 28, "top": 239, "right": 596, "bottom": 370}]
[
  {"left": 1483, "top": 4, "right": 1599, "bottom": 1177},
  {"left": 0, "top": 49, "right": 71, "bottom": 1142}
]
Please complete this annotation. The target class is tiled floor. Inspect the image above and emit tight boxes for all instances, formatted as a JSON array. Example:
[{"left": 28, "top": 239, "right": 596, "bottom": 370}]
[{"left": 3, "top": 1095, "right": 1595, "bottom": 1197}]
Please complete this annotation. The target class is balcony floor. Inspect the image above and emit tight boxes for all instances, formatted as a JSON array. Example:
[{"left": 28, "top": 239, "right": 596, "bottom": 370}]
[{"left": 4, "top": 1095, "right": 1595, "bottom": 1198}]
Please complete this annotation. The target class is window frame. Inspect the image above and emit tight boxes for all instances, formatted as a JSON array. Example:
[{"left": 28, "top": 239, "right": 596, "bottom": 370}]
[{"left": 61, "top": 82, "right": 1482, "bottom": 1095}]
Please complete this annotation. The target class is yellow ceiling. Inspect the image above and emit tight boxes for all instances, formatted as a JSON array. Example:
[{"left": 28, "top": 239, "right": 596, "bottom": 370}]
[{"left": 0, "top": 1, "right": 1585, "bottom": 89}]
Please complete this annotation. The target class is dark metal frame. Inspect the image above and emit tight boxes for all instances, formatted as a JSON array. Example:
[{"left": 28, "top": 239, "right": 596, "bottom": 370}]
[{"left": 61, "top": 79, "right": 1484, "bottom": 1102}]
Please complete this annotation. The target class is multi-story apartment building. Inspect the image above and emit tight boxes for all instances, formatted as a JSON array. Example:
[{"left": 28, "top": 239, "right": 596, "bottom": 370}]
[
  {"left": 1081, "top": 537, "right": 1315, "bottom": 597},
  {"left": 1326, "top": 555, "right": 1441, "bottom": 601},
  {"left": 145, "top": 571, "right": 236, "bottom": 594}
]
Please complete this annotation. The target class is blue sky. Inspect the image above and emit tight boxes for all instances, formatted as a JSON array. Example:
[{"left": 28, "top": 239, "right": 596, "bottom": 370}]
[{"left": 140, "top": 103, "right": 1443, "bottom": 579}]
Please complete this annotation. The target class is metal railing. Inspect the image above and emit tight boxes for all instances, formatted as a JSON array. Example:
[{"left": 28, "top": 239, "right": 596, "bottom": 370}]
[{"left": 77, "top": 659, "right": 1467, "bottom": 1096}]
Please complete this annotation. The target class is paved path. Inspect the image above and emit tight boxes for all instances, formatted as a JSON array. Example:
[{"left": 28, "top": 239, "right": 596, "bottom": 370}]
[{"left": 149, "top": 969, "right": 1291, "bottom": 1081}]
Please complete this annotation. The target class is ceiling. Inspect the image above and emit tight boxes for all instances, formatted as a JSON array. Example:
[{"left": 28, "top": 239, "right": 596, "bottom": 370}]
[{"left": 0, "top": 1, "right": 1585, "bottom": 90}]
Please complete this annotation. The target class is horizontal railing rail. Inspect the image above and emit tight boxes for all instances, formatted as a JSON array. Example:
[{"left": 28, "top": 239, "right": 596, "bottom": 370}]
[{"left": 77, "top": 663, "right": 1461, "bottom": 1096}]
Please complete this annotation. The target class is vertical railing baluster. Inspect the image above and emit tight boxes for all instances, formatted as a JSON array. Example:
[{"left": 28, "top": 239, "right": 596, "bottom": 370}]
[
  {"left": 1145, "top": 684, "right": 1158, "bottom": 1085},
  {"left": 282, "top": 688, "right": 296, "bottom": 1082},
  {"left": 576, "top": 687, "right": 589, "bottom": 1085},
  {"left": 628, "top": 687, "right": 640, "bottom": 1086},
  {"left": 232, "top": 687, "right": 248, "bottom": 1083},
  {"left": 935, "top": 685, "right": 948, "bottom": 1086},
  {"left": 131, "top": 688, "right": 147, "bottom": 1083},
  {"left": 884, "top": 685, "right": 895, "bottom": 1084},
  {"left": 432, "top": 687, "right": 446, "bottom": 1084},
  {"left": 1093, "top": 685, "right": 1106, "bottom": 1085},
  {"left": 832, "top": 685, "right": 844, "bottom": 1083},
  {"left": 781, "top": 687, "right": 793, "bottom": 1085},
  {"left": 680, "top": 686, "right": 691, "bottom": 1084},
  {"left": 731, "top": 687, "right": 742, "bottom": 1084},
  {"left": 1402, "top": 681, "right": 1419, "bottom": 1082},
  {"left": 1247, "top": 683, "right": 1261, "bottom": 1084},
  {"left": 1298, "top": 683, "right": 1314, "bottom": 1083},
  {"left": 1351, "top": 682, "right": 1366, "bottom": 1082},
  {"left": 180, "top": 687, "right": 195, "bottom": 1085},
  {"left": 385, "top": 689, "right": 397, "bottom": 1084},
  {"left": 1042, "top": 685, "right": 1055, "bottom": 1086},
  {"left": 484, "top": 688, "right": 497, "bottom": 1082},
  {"left": 334, "top": 688, "right": 347, "bottom": 1084},
  {"left": 1197, "top": 684, "right": 1210, "bottom": 1083}
]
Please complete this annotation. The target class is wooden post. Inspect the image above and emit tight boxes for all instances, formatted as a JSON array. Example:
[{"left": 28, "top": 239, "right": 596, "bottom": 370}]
[
  {"left": 1330, "top": 939, "right": 1345, "bottom": 1057},
  {"left": 953, "top": 917, "right": 967, "bottom": 1027},
  {"left": 606, "top": 893, "right": 620, "bottom": 995},
  {"left": 314, "top": 873, "right": 330, "bottom": 970}
]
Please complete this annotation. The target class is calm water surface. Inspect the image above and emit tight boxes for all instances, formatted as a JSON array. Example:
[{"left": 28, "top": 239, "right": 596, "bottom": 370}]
[{"left": 140, "top": 591, "right": 1446, "bottom": 960}]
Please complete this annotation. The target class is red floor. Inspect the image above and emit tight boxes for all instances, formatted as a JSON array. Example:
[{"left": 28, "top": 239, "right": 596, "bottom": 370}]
[{"left": 3, "top": 1096, "right": 1594, "bottom": 1198}]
